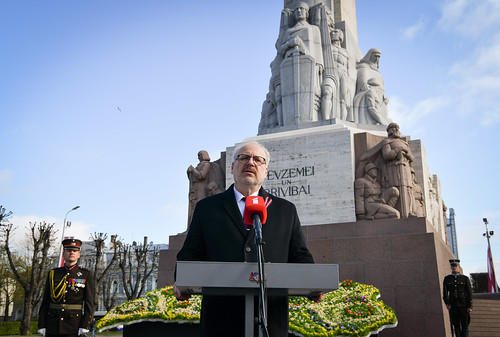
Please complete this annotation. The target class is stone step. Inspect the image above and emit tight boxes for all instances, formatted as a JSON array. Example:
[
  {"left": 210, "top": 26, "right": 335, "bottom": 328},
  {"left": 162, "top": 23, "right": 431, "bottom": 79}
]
[{"left": 468, "top": 298, "right": 500, "bottom": 337}]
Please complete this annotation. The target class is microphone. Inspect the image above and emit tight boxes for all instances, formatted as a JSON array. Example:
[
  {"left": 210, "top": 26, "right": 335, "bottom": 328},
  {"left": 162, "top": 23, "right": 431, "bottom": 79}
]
[{"left": 243, "top": 196, "right": 267, "bottom": 227}]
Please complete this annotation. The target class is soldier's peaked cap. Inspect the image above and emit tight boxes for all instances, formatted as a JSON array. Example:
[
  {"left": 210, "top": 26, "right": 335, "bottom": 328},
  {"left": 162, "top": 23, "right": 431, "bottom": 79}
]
[{"left": 62, "top": 238, "right": 82, "bottom": 251}]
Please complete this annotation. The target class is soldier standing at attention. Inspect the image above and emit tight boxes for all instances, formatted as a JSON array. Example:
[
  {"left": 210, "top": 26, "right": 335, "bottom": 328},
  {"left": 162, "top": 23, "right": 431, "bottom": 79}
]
[
  {"left": 442, "top": 259, "right": 473, "bottom": 337},
  {"left": 38, "top": 239, "right": 96, "bottom": 337}
]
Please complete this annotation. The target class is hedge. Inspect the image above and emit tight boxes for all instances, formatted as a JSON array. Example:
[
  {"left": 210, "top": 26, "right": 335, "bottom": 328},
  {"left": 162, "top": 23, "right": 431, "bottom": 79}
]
[{"left": 0, "top": 321, "right": 38, "bottom": 335}]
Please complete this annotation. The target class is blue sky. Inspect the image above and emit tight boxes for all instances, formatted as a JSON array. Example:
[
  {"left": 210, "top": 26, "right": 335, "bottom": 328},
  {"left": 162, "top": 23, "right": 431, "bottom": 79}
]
[{"left": 1, "top": 0, "right": 499, "bottom": 279}]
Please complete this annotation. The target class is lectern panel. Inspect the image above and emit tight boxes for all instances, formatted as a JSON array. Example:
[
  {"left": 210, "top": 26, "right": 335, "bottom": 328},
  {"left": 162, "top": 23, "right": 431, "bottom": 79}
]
[{"left": 176, "top": 261, "right": 338, "bottom": 296}]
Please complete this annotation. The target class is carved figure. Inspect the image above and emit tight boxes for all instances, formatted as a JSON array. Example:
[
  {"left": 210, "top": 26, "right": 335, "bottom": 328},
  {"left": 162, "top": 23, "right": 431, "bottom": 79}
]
[
  {"left": 207, "top": 182, "right": 222, "bottom": 196},
  {"left": 258, "top": 90, "right": 278, "bottom": 133},
  {"left": 186, "top": 151, "right": 225, "bottom": 227},
  {"left": 354, "top": 163, "right": 400, "bottom": 220},
  {"left": 187, "top": 151, "right": 211, "bottom": 226},
  {"left": 357, "top": 122, "right": 416, "bottom": 218},
  {"left": 321, "top": 28, "right": 351, "bottom": 120},
  {"left": 353, "top": 48, "right": 389, "bottom": 125},
  {"left": 279, "top": 2, "right": 324, "bottom": 68},
  {"left": 278, "top": 2, "right": 324, "bottom": 125},
  {"left": 411, "top": 168, "right": 426, "bottom": 217},
  {"left": 380, "top": 123, "right": 415, "bottom": 217}
]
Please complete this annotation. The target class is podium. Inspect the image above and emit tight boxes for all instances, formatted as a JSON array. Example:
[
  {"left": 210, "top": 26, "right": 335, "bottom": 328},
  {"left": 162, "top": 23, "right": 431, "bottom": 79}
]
[{"left": 176, "top": 261, "right": 339, "bottom": 336}]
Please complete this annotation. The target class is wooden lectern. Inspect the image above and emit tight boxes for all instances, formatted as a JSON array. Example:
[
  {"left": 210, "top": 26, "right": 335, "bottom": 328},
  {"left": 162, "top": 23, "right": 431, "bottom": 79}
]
[{"left": 176, "top": 261, "right": 339, "bottom": 337}]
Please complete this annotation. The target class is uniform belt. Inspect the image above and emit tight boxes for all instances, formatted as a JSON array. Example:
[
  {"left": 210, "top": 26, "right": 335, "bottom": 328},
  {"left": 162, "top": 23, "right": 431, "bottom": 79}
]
[{"left": 49, "top": 303, "right": 82, "bottom": 310}]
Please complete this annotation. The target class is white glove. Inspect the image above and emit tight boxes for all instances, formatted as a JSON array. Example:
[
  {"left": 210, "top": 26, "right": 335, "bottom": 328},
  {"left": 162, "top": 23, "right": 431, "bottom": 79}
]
[
  {"left": 37, "top": 328, "right": 46, "bottom": 336},
  {"left": 78, "top": 328, "right": 89, "bottom": 335}
]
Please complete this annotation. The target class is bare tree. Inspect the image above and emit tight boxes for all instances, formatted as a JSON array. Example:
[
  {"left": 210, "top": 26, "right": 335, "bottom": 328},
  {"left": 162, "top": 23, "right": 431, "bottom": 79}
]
[
  {"left": 100, "top": 277, "right": 119, "bottom": 311},
  {"left": 117, "top": 236, "right": 159, "bottom": 301},
  {"left": 88, "top": 232, "right": 119, "bottom": 309},
  {"left": 1, "top": 221, "right": 55, "bottom": 335}
]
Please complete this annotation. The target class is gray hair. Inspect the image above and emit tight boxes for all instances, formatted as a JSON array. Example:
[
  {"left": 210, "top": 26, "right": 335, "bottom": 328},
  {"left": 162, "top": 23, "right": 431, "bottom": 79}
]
[{"left": 232, "top": 141, "right": 270, "bottom": 165}]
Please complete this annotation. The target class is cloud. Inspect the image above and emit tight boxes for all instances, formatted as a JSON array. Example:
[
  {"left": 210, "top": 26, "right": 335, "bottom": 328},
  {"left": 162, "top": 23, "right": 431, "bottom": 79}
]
[
  {"left": 5, "top": 215, "right": 96, "bottom": 252},
  {"left": 439, "top": 0, "right": 500, "bottom": 39},
  {"left": 434, "top": 0, "right": 500, "bottom": 126},
  {"left": 401, "top": 17, "right": 426, "bottom": 40},
  {"left": 447, "top": 32, "right": 500, "bottom": 124},
  {"left": 388, "top": 95, "right": 450, "bottom": 131}
]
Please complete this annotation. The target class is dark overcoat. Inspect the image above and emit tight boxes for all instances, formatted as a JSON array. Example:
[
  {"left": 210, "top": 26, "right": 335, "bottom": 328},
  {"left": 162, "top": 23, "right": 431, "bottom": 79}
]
[{"left": 177, "top": 185, "right": 315, "bottom": 337}]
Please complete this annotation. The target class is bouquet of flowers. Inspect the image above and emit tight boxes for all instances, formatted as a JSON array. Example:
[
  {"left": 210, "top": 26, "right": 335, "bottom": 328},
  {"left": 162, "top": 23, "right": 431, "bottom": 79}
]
[{"left": 96, "top": 280, "right": 396, "bottom": 337}]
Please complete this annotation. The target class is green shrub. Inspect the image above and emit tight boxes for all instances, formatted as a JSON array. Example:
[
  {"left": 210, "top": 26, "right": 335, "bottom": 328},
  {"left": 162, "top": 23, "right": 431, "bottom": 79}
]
[{"left": 0, "top": 321, "right": 38, "bottom": 335}]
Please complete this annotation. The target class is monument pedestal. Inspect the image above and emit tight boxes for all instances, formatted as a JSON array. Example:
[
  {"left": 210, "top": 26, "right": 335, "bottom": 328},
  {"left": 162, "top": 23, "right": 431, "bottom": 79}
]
[{"left": 302, "top": 217, "right": 455, "bottom": 337}]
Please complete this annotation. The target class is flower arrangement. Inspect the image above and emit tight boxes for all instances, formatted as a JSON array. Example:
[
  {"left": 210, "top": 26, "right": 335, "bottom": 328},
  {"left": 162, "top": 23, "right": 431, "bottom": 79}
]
[
  {"left": 96, "top": 281, "right": 397, "bottom": 337},
  {"left": 95, "top": 287, "right": 201, "bottom": 331},
  {"left": 288, "top": 280, "right": 397, "bottom": 336}
]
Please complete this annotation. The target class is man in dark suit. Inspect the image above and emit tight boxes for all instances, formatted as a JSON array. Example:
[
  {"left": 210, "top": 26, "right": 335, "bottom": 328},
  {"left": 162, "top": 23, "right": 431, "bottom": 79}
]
[
  {"left": 443, "top": 259, "right": 473, "bottom": 337},
  {"left": 38, "top": 239, "right": 96, "bottom": 337},
  {"left": 174, "top": 141, "right": 321, "bottom": 337}
]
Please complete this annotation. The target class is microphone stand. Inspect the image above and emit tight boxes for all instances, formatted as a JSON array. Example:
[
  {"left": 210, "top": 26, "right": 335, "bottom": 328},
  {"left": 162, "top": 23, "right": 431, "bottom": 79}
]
[{"left": 252, "top": 214, "right": 269, "bottom": 337}]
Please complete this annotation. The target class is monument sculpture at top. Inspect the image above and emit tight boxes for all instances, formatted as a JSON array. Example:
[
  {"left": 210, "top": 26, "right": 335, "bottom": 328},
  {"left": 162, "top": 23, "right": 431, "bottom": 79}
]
[
  {"left": 258, "top": 0, "right": 390, "bottom": 135},
  {"left": 353, "top": 48, "right": 389, "bottom": 125}
]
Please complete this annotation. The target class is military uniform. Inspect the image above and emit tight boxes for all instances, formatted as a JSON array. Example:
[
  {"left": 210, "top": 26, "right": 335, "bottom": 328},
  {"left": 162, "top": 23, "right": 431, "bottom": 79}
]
[
  {"left": 38, "top": 239, "right": 95, "bottom": 337},
  {"left": 442, "top": 260, "right": 473, "bottom": 337}
]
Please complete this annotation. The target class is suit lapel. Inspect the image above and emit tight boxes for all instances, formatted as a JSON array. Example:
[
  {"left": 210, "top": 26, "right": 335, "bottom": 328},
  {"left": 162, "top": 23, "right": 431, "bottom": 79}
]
[{"left": 221, "top": 185, "right": 248, "bottom": 237}]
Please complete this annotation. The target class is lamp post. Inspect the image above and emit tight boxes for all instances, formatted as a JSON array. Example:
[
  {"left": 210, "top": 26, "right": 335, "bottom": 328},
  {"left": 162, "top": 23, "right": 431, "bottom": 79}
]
[
  {"left": 58, "top": 206, "right": 80, "bottom": 267},
  {"left": 483, "top": 218, "right": 498, "bottom": 292}
]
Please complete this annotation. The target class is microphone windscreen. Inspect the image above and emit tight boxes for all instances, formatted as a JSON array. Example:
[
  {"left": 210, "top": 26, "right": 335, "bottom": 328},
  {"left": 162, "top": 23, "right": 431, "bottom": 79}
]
[{"left": 243, "top": 196, "right": 267, "bottom": 225}]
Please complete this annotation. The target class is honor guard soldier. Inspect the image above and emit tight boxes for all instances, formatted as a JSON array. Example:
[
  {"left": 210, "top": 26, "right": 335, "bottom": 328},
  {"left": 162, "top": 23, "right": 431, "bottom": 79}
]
[
  {"left": 38, "top": 239, "right": 96, "bottom": 337},
  {"left": 442, "top": 259, "right": 473, "bottom": 337}
]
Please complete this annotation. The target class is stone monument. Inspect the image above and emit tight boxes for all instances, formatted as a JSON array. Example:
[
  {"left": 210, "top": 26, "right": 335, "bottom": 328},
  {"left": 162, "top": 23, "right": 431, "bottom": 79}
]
[
  {"left": 159, "top": 1, "right": 457, "bottom": 336},
  {"left": 186, "top": 150, "right": 224, "bottom": 227},
  {"left": 258, "top": 0, "right": 388, "bottom": 135}
]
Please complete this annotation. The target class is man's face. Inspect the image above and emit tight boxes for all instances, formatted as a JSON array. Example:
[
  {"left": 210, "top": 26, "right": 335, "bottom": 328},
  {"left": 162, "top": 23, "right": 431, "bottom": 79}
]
[
  {"left": 231, "top": 144, "right": 268, "bottom": 192},
  {"left": 63, "top": 248, "right": 80, "bottom": 266},
  {"left": 294, "top": 6, "right": 308, "bottom": 21},
  {"left": 388, "top": 126, "right": 400, "bottom": 138},
  {"left": 367, "top": 168, "right": 378, "bottom": 179},
  {"left": 451, "top": 264, "right": 460, "bottom": 273},
  {"left": 371, "top": 52, "right": 381, "bottom": 62}
]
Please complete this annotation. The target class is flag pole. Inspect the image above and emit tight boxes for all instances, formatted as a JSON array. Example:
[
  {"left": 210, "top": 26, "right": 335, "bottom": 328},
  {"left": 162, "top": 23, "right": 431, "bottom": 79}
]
[{"left": 483, "top": 218, "right": 498, "bottom": 293}]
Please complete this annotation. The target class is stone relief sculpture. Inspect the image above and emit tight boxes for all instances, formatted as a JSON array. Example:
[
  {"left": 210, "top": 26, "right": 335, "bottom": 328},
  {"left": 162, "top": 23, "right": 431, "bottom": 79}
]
[
  {"left": 258, "top": 1, "right": 392, "bottom": 135},
  {"left": 321, "top": 28, "right": 351, "bottom": 121},
  {"left": 353, "top": 48, "right": 389, "bottom": 125},
  {"left": 411, "top": 168, "right": 426, "bottom": 217},
  {"left": 278, "top": 1, "right": 324, "bottom": 125},
  {"left": 187, "top": 150, "right": 224, "bottom": 227},
  {"left": 354, "top": 163, "right": 400, "bottom": 220},
  {"left": 356, "top": 122, "right": 416, "bottom": 219}
]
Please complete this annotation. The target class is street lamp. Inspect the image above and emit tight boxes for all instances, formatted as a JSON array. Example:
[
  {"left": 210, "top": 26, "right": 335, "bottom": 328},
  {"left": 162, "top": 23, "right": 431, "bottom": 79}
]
[
  {"left": 483, "top": 218, "right": 498, "bottom": 292},
  {"left": 483, "top": 218, "right": 494, "bottom": 243},
  {"left": 57, "top": 206, "right": 80, "bottom": 267}
]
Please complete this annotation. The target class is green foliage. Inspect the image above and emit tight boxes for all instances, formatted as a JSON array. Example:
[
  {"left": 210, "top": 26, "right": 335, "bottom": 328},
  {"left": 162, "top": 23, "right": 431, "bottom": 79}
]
[{"left": 0, "top": 321, "right": 38, "bottom": 335}]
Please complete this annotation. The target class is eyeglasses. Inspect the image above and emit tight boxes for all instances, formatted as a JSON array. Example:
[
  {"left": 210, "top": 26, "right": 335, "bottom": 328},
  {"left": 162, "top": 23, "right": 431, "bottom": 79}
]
[{"left": 236, "top": 154, "right": 267, "bottom": 166}]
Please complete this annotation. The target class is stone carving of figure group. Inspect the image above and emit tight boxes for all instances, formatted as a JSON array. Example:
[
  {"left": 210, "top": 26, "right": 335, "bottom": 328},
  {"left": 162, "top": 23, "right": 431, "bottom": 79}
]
[
  {"left": 258, "top": 1, "right": 390, "bottom": 134},
  {"left": 355, "top": 123, "right": 426, "bottom": 220},
  {"left": 186, "top": 151, "right": 225, "bottom": 227}
]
